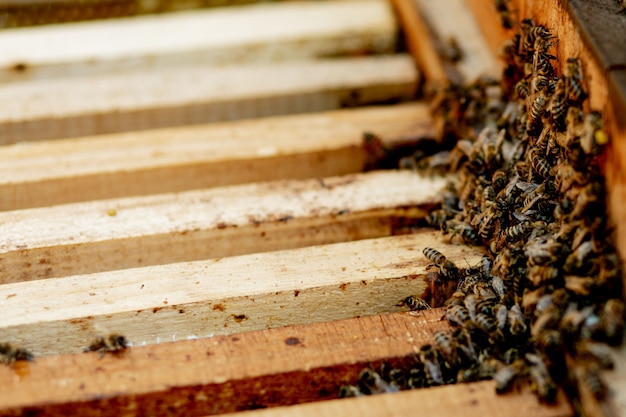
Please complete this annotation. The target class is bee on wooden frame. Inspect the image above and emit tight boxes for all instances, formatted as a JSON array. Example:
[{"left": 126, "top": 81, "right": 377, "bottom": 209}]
[
  {"left": 0, "top": 343, "right": 34, "bottom": 365},
  {"left": 85, "top": 333, "right": 129, "bottom": 357}
]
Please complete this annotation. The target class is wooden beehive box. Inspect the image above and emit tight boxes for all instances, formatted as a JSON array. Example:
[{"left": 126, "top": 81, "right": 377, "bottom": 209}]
[{"left": 0, "top": 0, "right": 623, "bottom": 416}]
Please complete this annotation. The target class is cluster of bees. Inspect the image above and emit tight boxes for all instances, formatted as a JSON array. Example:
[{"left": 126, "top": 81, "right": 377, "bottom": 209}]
[
  {"left": 0, "top": 333, "right": 128, "bottom": 364},
  {"left": 343, "top": 16, "right": 625, "bottom": 403}
]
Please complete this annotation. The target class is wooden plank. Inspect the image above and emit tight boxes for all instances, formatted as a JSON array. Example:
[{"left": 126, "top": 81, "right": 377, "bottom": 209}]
[
  {"left": 464, "top": 0, "right": 515, "bottom": 62},
  {"left": 412, "top": 0, "right": 500, "bottom": 82},
  {"left": 219, "top": 383, "right": 573, "bottom": 417},
  {"left": 0, "top": 55, "right": 418, "bottom": 143},
  {"left": 0, "top": 232, "right": 484, "bottom": 357},
  {"left": 0, "top": 103, "right": 434, "bottom": 211},
  {"left": 389, "top": 0, "right": 449, "bottom": 85},
  {"left": 390, "top": 0, "right": 499, "bottom": 86},
  {"left": 0, "top": 0, "right": 397, "bottom": 82},
  {"left": 0, "top": 310, "right": 458, "bottom": 416},
  {"left": 0, "top": 171, "right": 448, "bottom": 283}
]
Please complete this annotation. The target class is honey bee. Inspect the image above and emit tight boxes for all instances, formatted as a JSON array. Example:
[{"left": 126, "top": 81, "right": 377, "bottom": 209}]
[
  {"left": 527, "top": 265, "right": 559, "bottom": 287},
  {"left": 515, "top": 78, "right": 530, "bottom": 99},
  {"left": 527, "top": 93, "right": 548, "bottom": 131},
  {"left": 446, "top": 304, "right": 472, "bottom": 328},
  {"left": 577, "top": 363, "right": 607, "bottom": 400},
  {"left": 357, "top": 367, "right": 398, "bottom": 394},
  {"left": 599, "top": 299, "right": 625, "bottom": 346},
  {"left": 494, "top": 0, "right": 514, "bottom": 29},
  {"left": 564, "top": 275, "right": 595, "bottom": 296},
  {"left": 526, "top": 352, "right": 557, "bottom": 403},
  {"left": 441, "top": 36, "right": 463, "bottom": 63},
  {"left": 423, "top": 247, "right": 460, "bottom": 280},
  {"left": 380, "top": 363, "right": 408, "bottom": 391},
  {"left": 533, "top": 329, "right": 562, "bottom": 356},
  {"left": 574, "top": 340, "right": 614, "bottom": 370},
  {"left": 549, "top": 78, "right": 568, "bottom": 126},
  {"left": 401, "top": 295, "right": 431, "bottom": 311},
  {"left": 338, "top": 385, "right": 363, "bottom": 398},
  {"left": 491, "top": 276, "right": 508, "bottom": 301},
  {"left": 580, "top": 111, "right": 608, "bottom": 155},
  {"left": 493, "top": 359, "right": 526, "bottom": 393},
  {"left": 453, "top": 328, "right": 479, "bottom": 362},
  {"left": 564, "top": 58, "right": 586, "bottom": 105},
  {"left": 85, "top": 333, "right": 128, "bottom": 357},
  {"left": 407, "top": 366, "right": 427, "bottom": 389},
  {"left": 433, "top": 330, "right": 462, "bottom": 368},
  {"left": 0, "top": 343, "right": 34, "bottom": 364},
  {"left": 474, "top": 313, "right": 499, "bottom": 335},
  {"left": 419, "top": 344, "right": 444, "bottom": 386},
  {"left": 444, "top": 290, "right": 467, "bottom": 309},
  {"left": 530, "top": 152, "right": 553, "bottom": 178},
  {"left": 508, "top": 304, "right": 528, "bottom": 337},
  {"left": 427, "top": 209, "right": 450, "bottom": 228}
]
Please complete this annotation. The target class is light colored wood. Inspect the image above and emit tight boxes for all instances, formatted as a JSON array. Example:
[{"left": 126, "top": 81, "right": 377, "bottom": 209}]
[
  {"left": 0, "top": 55, "right": 418, "bottom": 143},
  {"left": 391, "top": 0, "right": 499, "bottom": 86},
  {"left": 0, "top": 170, "right": 448, "bottom": 283},
  {"left": 389, "top": 0, "right": 448, "bottom": 85},
  {"left": 412, "top": 0, "right": 500, "bottom": 82},
  {"left": 0, "top": 233, "right": 484, "bottom": 356},
  {"left": 0, "top": 0, "right": 397, "bottom": 82},
  {"left": 219, "top": 383, "right": 573, "bottom": 417},
  {"left": 0, "top": 103, "right": 434, "bottom": 210},
  {"left": 0, "top": 310, "right": 455, "bottom": 416},
  {"left": 464, "top": 0, "right": 515, "bottom": 58}
]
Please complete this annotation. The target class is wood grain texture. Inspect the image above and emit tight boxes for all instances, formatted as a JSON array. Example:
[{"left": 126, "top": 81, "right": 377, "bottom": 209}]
[
  {"left": 219, "top": 382, "right": 573, "bottom": 417},
  {"left": 0, "top": 310, "right": 456, "bottom": 416},
  {"left": 0, "top": 103, "right": 434, "bottom": 210},
  {"left": 0, "top": 0, "right": 397, "bottom": 82},
  {"left": 0, "top": 232, "right": 485, "bottom": 356},
  {"left": 389, "top": 0, "right": 448, "bottom": 85},
  {"left": 412, "top": 0, "right": 500, "bottom": 82},
  {"left": 0, "top": 170, "right": 447, "bottom": 283},
  {"left": 0, "top": 55, "right": 418, "bottom": 143},
  {"left": 391, "top": 0, "right": 499, "bottom": 86},
  {"left": 464, "top": 0, "right": 516, "bottom": 63}
]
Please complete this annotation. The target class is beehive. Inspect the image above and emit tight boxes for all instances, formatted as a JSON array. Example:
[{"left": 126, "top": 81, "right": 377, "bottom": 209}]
[{"left": 0, "top": 1, "right": 623, "bottom": 416}]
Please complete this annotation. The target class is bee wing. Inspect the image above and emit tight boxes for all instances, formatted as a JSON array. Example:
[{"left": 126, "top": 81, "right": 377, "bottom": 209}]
[{"left": 456, "top": 139, "right": 474, "bottom": 157}]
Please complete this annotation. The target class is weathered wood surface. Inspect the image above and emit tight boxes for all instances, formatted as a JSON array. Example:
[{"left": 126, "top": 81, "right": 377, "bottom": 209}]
[
  {"left": 0, "top": 232, "right": 484, "bottom": 356},
  {"left": 0, "top": 310, "right": 456, "bottom": 416},
  {"left": 0, "top": 55, "right": 418, "bottom": 143},
  {"left": 0, "top": 103, "right": 434, "bottom": 210},
  {"left": 0, "top": 0, "right": 397, "bottom": 82},
  {"left": 412, "top": 0, "right": 500, "bottom": 83},
  {"left": 391, "top": 0, "right": 498, "bottom": 86},
  {"left": 219, "top": 382, "right": 573, "bottom": 417},
  {"left": 0, "top": 170, "right": 447, "bottom": 283}
]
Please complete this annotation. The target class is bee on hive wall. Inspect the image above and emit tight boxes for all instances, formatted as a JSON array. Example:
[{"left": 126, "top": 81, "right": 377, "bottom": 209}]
[
  {"left": 0, "top": 343, "right": 34, "bottom": 364},
  {"left": 85, "top": 333, "right": 129, "bottom": 357}
]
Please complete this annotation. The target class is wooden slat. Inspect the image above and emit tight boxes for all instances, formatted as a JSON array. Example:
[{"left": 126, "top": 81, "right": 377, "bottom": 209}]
[
  {"left": 0, "top": 0, "right": 397, "bottom": 82},
  {"left": 0, "top": 232, "right": 484, "bottom": 356},
  {"left": 0, "top": 170, "right": 446, "bottom": 283},
  {"left": 390, "top": 0, "right": 498, "bottom": 86},
  {"left": 0, "top": 310, "right": 456, "bottom": 416},
  {"left": 412, "top": 0, "right": 500, "bottom": 82},
  {"left": 219, "top": 382, "right": 573, "bottom": 417},
  {"left": 464, "top": 0, "right": 515, "bottom": 62},
  {"left": 0, "top": 55, "right": 418, "bottom": 143},
  {"left": 0, "top": 103, "right": 434, "bottom": 210},
  {"left": 389, "top": 0, "right": 448, "bottom": 85}
]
